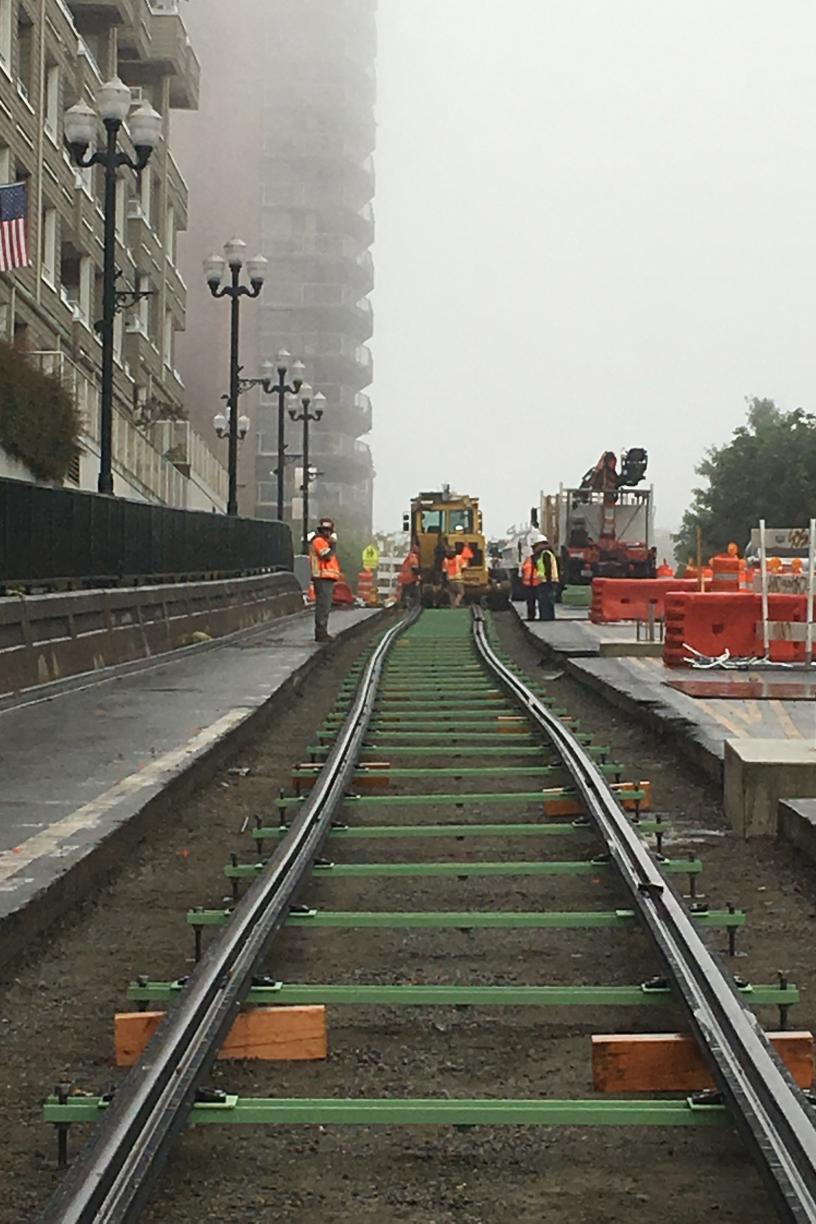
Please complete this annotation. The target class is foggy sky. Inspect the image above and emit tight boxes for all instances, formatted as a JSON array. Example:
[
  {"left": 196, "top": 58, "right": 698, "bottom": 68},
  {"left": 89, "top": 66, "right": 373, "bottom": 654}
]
[{"left": 370, "top": 0, "right": 816, "bottom": 539}]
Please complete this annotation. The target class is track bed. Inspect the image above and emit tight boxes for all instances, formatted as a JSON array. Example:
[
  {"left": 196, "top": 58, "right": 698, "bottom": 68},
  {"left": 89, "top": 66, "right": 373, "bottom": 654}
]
[{"left": 3, "top": 611, "right": 816, "bottom": 1222}]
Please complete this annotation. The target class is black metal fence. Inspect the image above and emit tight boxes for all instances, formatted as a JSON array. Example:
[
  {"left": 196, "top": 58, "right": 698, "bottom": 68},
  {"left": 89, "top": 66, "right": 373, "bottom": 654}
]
[{"left": 0, "top": 478, "right": 294, "bottom": 587}]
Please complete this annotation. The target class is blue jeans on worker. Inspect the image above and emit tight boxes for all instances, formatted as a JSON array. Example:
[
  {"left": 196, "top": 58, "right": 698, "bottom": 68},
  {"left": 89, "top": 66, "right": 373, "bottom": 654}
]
[{"left": 536, "top": 584, "right": 556, "bottom": 621}]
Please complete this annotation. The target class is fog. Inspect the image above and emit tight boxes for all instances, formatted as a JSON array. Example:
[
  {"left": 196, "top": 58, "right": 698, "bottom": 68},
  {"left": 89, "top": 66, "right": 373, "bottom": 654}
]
[{"left": 370, "top": 0, "right": 816, "bottom": 539}]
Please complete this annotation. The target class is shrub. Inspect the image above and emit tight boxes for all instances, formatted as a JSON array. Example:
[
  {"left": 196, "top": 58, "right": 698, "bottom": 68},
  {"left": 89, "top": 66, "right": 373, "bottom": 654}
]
[{"left": 0, "top": 342, "right": 80, "bottom": 482}]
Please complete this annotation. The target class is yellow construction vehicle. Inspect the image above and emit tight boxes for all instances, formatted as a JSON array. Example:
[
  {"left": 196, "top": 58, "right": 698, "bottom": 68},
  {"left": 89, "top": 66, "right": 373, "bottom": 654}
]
[{"left": 403, "top": 487, "right": 509, "bottom": 607}]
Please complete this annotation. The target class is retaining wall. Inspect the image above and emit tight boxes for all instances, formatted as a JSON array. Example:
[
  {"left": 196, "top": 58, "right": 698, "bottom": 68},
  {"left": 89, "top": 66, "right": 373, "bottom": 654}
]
[{"left": 0, "top": 571, "right": 303, "bottom": 697}]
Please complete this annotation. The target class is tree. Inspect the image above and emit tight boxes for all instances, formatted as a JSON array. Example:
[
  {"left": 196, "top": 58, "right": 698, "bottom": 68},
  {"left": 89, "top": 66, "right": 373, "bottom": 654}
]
[
  {"left": 674, "top": 397, "right": 816, "bottom": 562},
  {"left": 0, "top": 342, "right": 80, "bottom": 482}
]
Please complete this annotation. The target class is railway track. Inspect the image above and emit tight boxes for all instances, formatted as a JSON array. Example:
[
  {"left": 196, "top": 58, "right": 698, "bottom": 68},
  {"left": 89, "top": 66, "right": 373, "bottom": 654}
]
[{"left": 41, "top": 607, "right": 816, "bottom": 1222}]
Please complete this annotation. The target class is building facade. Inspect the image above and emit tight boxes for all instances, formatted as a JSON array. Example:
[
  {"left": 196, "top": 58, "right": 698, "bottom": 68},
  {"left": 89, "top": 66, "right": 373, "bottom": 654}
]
[
  {"left": 254, "top": 0, "right": 376, "bottom": 533},
  {"left": 0, "top": 0, "right": 226, "bottom": 511}
]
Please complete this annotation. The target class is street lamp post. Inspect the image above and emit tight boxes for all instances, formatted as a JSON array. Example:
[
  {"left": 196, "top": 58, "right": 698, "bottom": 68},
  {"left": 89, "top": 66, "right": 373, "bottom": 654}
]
[
  {"left": 258, "top": 350, "right": 305, "bottom": 521},
  {"left": 204, "top": 240, "right": 268, "bottom": 515},
  {"left": 289, "top": 385, "right": 327, "bottom": 552},
  {"left": 64, "top": 79, "right": 162, "bottom": 495}
]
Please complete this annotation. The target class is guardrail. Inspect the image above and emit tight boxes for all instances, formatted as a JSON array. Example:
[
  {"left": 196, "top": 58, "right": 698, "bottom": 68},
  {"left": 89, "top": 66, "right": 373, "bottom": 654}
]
[{"left": 0, "top": 478, "right": 293, "bottom": 590}]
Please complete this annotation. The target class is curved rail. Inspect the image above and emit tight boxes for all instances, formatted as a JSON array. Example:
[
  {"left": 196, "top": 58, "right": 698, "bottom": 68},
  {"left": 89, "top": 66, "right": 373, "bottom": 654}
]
[
  {"left": 471, "top": 606, "right": 816, "bottom": 1223},
  {"left": 42, "top": 611, "right": 416, "bottom": 1224}
]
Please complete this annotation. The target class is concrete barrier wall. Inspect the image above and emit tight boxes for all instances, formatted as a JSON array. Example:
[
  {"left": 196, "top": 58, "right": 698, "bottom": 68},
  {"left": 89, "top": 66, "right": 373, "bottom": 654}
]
[{"left": 0, "top": 571, "right": 304, "bottom": 697}]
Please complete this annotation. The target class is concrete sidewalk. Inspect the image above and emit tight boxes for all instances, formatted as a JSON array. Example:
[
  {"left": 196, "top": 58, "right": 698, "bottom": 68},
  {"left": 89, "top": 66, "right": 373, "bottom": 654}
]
[
  {"left": 0, "top": 606, "right": 380, "bottom": 964},
  {"left": 514, "top": 605, "right": 815, "bottom": 783}
]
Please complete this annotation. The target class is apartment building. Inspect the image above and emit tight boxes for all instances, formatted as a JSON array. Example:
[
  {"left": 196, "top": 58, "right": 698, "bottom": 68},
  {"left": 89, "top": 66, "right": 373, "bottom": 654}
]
[
  {"left": 255, "top": 0, "right": 377, "bottom": 532},
  {"left": 0, "top": 0, "right": 227, "bottom": 510}
]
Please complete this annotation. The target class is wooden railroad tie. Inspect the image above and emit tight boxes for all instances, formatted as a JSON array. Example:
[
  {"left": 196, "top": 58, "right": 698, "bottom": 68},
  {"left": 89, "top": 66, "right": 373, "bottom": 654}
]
[
  {"left": 115, "top": 1006, "right": 327, "bottom": 1067},
  {"left": 592, "top": 1031, "right": 813, "bottom": 1092}
]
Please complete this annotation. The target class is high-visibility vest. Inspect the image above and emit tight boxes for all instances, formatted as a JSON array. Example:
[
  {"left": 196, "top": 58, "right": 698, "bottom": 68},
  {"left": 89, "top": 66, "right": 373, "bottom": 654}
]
[
  {"left": 521, "top": 556, "right": 540, "bottom": 587},
  {"left": 460, "top": 544, "right": 474, "bottom": 567},
  {"left": 535, "top": 549, "right": 560, "bottom": 584},
  {"left": 310, "top": 535, "right": 341, "bottom": 580},
  {"left": 399, "top": 551, "right": 420, "bottom": 586},
  {"left": 444, "top": 554, "right": 463, "bottom": 580}
]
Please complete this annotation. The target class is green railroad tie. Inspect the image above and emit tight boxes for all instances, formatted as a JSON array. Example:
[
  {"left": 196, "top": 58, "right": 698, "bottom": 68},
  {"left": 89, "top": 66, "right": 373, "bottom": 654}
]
[
  {"left": 187, "top": 907, "right": 744, "bottom": 931},
  {"left": 307, "top": 745, "right": 611, "bottom": 760},
  {"left": 255, "top": 819, "right": 665, "bottom": 840},
  {"left": 43, "top": 1095, "right": 727, "bottom": 1128},
  {"left": 127, "top": 979, "right": 799, "bottom": 1010},
  {"left": 224, "top": 858, "right": 701, "bottom": 880},
  {"left": 275, "top": 789, "right": 647, "bottom": 810},
  {"left": 292, "top": 764, "right": 625, "bottom": 781},
  {"left": 308, "top": 746, "right": 568, "bottom": 759}
]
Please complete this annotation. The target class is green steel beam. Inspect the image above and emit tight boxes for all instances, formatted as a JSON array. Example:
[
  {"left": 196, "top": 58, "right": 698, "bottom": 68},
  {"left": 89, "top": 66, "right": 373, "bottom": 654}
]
[
  {"left": 293, "top": 764, "right": 624, "bottom": 781},
  {"left": 127, "top": 980, "right": 798, "bottom": 1009},
  {"left": 308, "top": 746, "right": 570, "bottom": 758},
  {"left": 188, "top": 907, "right": 744, "bottom": 930},
  {"left": 276, "top": 789, "right": 646, "bottom": 809},
  {"left": 255, "top": 819, "right": 663, "bottom": 840},
  {"left": 43, "top": 1096, "right": 727, "bottom": 1128},
  {"left": 225, "top": 858, "right": 701, "bottom": 880}
]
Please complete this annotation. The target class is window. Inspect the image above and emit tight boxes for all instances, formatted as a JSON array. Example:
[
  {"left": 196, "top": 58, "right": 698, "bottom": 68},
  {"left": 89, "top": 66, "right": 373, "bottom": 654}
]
[
  {"left": 41, "top": 207, "right": 57, "bottom": 285},
  {"left": 165, "top": 204, "right": 175, "bottom": 262},
  {"left": 79, "top": 255, "right": 93, "bottom": 325},
  {"left": 447, "top": 509, "right": 474, "bottom": 533},
  {"left": 0, "top": 145, "right": 10, "bottom": 183},
  {"left": 113, "top": 309, "right": 123, "bottom": 362},
  {"left": 420, "top": 510, "right": 443, "bottom": 532},
  {"left": 115, "top": 177, "right": 126, "bottom": 241},
  {"left": 0, "top": 0, "right": 11, "bottom": 73},
  {"left": 140, "top": 168, "right": 152, "bottom": 227},
  {"left": 136, "top": 274, "right": 150, "bottom": 333},
  {"left": 16, "top": 8, "right": 33, "bottom": 102},
  {"left": 163, "top": 309, "right": 173, "bottom": 368},
  {"left": 45, "top": 63, "right": 60, "bottom": 141}
]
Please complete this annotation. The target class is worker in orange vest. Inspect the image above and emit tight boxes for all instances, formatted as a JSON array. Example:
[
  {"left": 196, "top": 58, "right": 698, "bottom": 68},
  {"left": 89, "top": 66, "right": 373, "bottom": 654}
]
[
  {"left": 443, "top": 546, "right": 465, "bottom": 608},
  {"left": 310, "top": 516, "right": 341, "bottom": 642},
  {"left": 460, "top": 542, "right": 474, "bottom": 568},
  {"left": 520, "top": 548, "right": 541, "bottom": 621},
  {"left": 399, "top": 543, "right": 421, "bottom": 608}
]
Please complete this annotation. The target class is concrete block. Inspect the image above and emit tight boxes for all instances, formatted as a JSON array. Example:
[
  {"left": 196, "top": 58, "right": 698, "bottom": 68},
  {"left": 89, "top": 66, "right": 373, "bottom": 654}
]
[
  {"left": 598, "top": 642, "right": 663, "bottom": 658},
  {"left": 724, "top": 740, "right": 816, "bottom": 838},
  {"left": 778, "top": 799, "right": 816, "bottom": 862}
]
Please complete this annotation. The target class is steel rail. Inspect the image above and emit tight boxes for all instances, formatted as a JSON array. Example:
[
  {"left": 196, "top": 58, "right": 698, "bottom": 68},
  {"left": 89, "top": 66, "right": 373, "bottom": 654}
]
[
  {"left": 471, "top": 607, "right": 816, "bottom": 1224},
  {"left": 41, "top": 610, "right": 415, "bottom": 1224}
]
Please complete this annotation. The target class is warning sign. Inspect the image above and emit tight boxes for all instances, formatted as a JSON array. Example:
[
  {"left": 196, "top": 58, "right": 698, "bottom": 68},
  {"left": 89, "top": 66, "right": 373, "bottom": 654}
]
[{"left": 362, "top": 544, "right": 380, "bottom": 571}]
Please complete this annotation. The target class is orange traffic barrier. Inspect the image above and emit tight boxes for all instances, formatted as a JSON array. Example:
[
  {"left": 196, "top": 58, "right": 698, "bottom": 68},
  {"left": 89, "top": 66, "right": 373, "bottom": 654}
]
[
  {"left": 306, "top": 577, "right": 356, "bottom": 607},
  {"left": 590, "top": 578, "right": 698, "bottom": 624},
  {"left": 710, "top": 554, "right": 742, "bottom": 592},
  {"left": 663, "top": 591, "right": 812, "bottom": 666},
  {"left": 357, "top": 569, "right": 378, "bottom": 606}
]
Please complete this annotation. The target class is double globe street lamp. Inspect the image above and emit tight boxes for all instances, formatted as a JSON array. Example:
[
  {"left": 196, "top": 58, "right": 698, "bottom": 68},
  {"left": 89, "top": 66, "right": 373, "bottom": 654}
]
[
  {"left": 288, "top": 383, "right": 327, "bottom": 552},
  {"left": 204, "top": 240, "right": 268, "bottom": 515},
  {"left": 64, "top": 79, "right": 162, "bottom": 495},
  {"left": 258, "top": 350, "right": 305, "bottom": 522}
]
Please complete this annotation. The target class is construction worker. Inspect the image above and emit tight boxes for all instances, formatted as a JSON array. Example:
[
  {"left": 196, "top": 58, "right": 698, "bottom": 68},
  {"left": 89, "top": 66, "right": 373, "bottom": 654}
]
[
  {"left": 533, "top": 537, "right": 560, "bottom": 622},
  {"left": 460, "top": 541, "right": 474, "bottom": 568},
  {"left": 520, "top": 544, "right": 541, "bottom": 621},
  {"left": 443, "top": 545, "right": 465, "bottom": 608},
  {"left": 399, "top": 542, "right": 421, "bottom": 608},
  {"left": 310, "top": 517, "right": 341, "bottom": 642}
]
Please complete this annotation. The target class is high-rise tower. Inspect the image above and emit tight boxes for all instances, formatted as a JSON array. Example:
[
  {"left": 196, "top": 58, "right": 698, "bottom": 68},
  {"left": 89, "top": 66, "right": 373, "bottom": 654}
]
[{"left": 254, "top": 0, "right": 376, "bottom": 533}]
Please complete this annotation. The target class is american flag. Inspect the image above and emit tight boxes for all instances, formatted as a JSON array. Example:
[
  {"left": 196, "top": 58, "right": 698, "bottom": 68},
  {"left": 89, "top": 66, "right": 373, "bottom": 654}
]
[{"left": 0, "top": 182, "right": 30, "bottom": 272}]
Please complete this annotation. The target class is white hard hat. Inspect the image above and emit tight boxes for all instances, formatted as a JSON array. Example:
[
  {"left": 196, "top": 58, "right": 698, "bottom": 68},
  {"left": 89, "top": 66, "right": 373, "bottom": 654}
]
[{"left": 530, "top": 531, "right": 545, "bottom": 545}]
